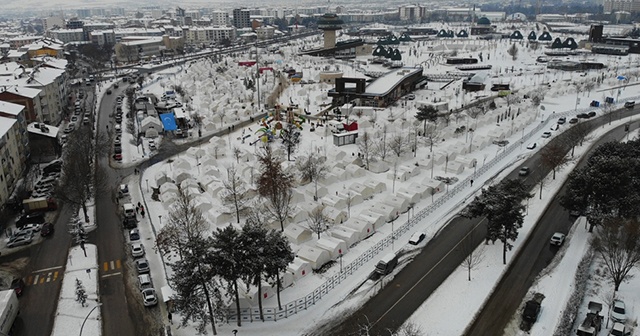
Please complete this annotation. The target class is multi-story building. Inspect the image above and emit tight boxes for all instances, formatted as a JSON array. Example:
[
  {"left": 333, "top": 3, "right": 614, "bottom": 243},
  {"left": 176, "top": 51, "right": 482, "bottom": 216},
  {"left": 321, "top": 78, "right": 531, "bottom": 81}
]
[
  {"left": 43, "top": 16, "right": 65, "bottom": 32},
  {"left": 77, "top": 9, "right": 91, "bottom": 19},
  {"left": 90, "top": 30, "right": 116, "bottom": 46},
  {"left": 256, "top": 26, "right": 276, "bottom": 40},
  {"left": 399, "top": 5, "right": 427, "bottom": 22},
  {"left": 111, "top": 8, "right": 126, "bottom": 16},
  {"left": 0, "top": 86, "right": 44, "bottom": 123},
  {"left": 83, "top": 22, "right": 116, "bottom": 40},
  {"left": 8, "top": 36, "right": 42, "bottom": 49},
  {"left": 211, "top": 11, "right": 229, "bottom": 26},
  {"left": 604, "top": 0, "right": 640, "bottom": 13},
  {"left": 0, "top": 101, "right": 29, "bottom": 205},
  {"left": 114, "top": 28, "right": 165, "bottom": 42},
  {"left": 49, "top": 29, "right": 85, "bottom": 43},
  {"left": 115, "top": 35, "right": 184, "bottom": 62},
  {"left": 66, "top": 20, "right": 84, "bottom": 29},
  {"left": 183, "top": 26, "right": 235, "bottom": 45},
  {"left": 233, "top": 8, "right": 251, "bottom": 28}
]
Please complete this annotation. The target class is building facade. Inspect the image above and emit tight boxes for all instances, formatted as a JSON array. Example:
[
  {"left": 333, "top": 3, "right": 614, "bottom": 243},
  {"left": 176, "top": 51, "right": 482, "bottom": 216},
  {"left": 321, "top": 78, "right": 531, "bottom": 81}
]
[
  {"left": 233, "top": 8, "right": 251, "bottom": 28},
  {"left": 0, "top": 101, "right": 29, "bottom": 206}
]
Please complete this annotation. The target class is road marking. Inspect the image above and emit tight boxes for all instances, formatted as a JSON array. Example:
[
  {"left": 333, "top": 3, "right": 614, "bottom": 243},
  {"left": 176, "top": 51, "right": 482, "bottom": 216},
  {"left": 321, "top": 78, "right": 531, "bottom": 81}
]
[
  {"left": 32, "top": 275, "right": 39, "bottom": 285},
  {"left": 46, "top": 273, "right": 51, "bottom": 282},
  {"left": 101, "top": 272, "right": 121, "bottom": 279},
  {"left": 27, "top": 275, "right": 33, "bottom": 285},
  {"left": 373, "top": 217, "right": 488, "bottom": 327},
  {"left": 39, "top": 277, "right": 44, "bottom": 284},
  {"left": 110, "top": 261, "right": 115, "bottom": 270},
  {"left": 33, "top": 266, "right": 63, "bottom": 273},
  {"left": 53, "top": 272, "right": 59, "bottom": 281},
  {"left": 103, "top": 262, "right": 108, "bottom": 272},
  {"left": 116, "top": 260, "right": 121, "bottom": 269}
]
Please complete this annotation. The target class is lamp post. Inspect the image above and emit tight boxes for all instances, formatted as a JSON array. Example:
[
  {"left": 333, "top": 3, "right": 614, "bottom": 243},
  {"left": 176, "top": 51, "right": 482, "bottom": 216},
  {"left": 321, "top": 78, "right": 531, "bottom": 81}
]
[
  {"left": 79, "top": 303, "right": 103, "bottom": 336},
  {"left": 159, "top": 215, "right": 162, "bottom": 226},
  {"left": 146, "top": 179, "right": 149, "bottom": 193}
]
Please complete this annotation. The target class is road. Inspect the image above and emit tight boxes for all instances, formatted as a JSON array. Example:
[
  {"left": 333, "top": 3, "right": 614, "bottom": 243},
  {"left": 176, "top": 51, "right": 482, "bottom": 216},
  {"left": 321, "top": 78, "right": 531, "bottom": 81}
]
[{"left": 323, "top": 107, "right": 639, "bottom": 336}]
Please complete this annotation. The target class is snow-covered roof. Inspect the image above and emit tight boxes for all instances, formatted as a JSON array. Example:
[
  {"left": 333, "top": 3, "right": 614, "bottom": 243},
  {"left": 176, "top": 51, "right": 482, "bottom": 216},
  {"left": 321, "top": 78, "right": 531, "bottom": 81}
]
[
  {"left": 365, "top": 67, "right": 422, "bottom": 96},
  {"left": 0, "top": 116, "right": 17, "bottom": 137},
  {"left": 27, "top": 122, "right": 59, "bottom": 138},
  {"left": 0, "top": 100, "right": 25, "bottom": 116}
]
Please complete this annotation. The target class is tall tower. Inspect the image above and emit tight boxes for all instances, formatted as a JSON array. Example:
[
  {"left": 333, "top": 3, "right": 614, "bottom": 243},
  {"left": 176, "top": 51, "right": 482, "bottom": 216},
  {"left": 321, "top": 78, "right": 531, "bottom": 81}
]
[{"left": 317, "top": 13, "right": 343, "bottom": 49}]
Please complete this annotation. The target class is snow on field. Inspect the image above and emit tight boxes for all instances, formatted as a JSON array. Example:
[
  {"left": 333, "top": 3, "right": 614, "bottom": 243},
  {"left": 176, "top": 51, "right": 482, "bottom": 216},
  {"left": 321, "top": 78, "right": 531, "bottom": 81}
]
[{"left": 92, "top": 24, "right": 640, "bottom": 336}]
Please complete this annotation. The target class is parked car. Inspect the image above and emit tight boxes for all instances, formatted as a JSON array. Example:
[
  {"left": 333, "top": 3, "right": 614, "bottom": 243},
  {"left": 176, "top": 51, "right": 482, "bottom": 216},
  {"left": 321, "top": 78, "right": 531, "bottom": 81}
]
[
  {"left": 20, "top": 223, "right": 41, "bottom": 232},
  {"left": 577, "top": 113, "right": 589, "bottom": 119},
  {"left": 522, "top": 299, "right": 541, "bottom": 323},
  {"left": 142, "top": 288, "right": 158, "bottom": 307},
  {"left": 138, "top": 274, "right": 152, "bottom": 290},
  {"left": 624, "top": 100, "right": 635, "bottom": 109},
  {"left": 40, "top": 222, "right": 54, "bottom": 237},
  {"left": 136, "top": 259, "right": 150, "bottom": 274},
  {"left": 83, "top": 117, "right": 90, "bottom": 125},
  {"left": 610, "top": 300, "right": 627, "bottom": 323},
  {"left": 541, "top": 132, "right": 552, "bottom": 138},
  {"left": 557, "top": 117, "right": 566, "bottom": 124},
  {"left": 114, "top": 147, "right": 122, "bottom": 154},
  {"left": 7, "top": 235, "right": 33, "bottom": 248},
  {"left": 408, "top": 232, "right": 426, "bottom": 245},
  {"left": 131, "top": 243, "right": 145, "bottom": 258},
  {"left": 148, "top": 140, "right": 156, "bottom": 150},
  {"left": 129, "top": 229, "right": 140, "bottom": 241},
  {"left": 587, "top": 111, "right": 597, "bottom": 118},
  {"left": 550, "top": 232, "right": 566, "bottom": 246},
  {"left": 113, "top": 153, "right": 123, "bottom": 161},
  {"left": 10, "top": 278, "right": 25, "bottom": 297},
  {"left": 106, "top": 89, "right": 112, "bottom": 95},
  {"left": 609, "top": 322, "right": 628, "bottom": 336},
  {"left": 526, "top": 143, "right": 537, "bottom": 150},
  {"left": 16, "top": 212, "right": 45, "bottom": 229},
  {"left": 569, "top": 117, "right": 579, "bottom": 124},
  {"left": 405, "top": 93, "right": 416, "bottom": 100},
  {"left": 519, "top": 167, "right": 530, "bottom": 176}
]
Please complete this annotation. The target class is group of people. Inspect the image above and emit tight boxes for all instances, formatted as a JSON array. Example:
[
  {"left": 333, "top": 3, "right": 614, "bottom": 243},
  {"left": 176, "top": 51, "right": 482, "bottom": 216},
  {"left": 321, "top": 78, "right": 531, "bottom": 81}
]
[{"left": 136, "top": 202, "right": 145, "bottom": 218}]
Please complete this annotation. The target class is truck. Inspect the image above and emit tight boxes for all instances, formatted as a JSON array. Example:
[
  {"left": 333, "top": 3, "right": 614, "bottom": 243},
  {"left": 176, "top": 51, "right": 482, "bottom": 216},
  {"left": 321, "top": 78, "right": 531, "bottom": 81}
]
[
  {"left": 375, "top": 253, "right": 398, "bottom": 275},
  {"left": 0, "top": 290, "right": 19, "bottom": 335},
  {"left": 577, "top": 301, "right": 603, "bottom": 336},
  {"left": 327, "top": 120, "right": 345, "bottom": 134},
  {"left": 22, "top": 197, "right": 57, "bottom": 213}
]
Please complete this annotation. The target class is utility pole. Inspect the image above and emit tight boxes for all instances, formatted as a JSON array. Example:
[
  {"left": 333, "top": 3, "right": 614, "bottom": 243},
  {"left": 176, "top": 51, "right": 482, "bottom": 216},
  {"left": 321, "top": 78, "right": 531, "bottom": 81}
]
[{"left": 256, "top": 43, "right": 261, "bottom": 111}]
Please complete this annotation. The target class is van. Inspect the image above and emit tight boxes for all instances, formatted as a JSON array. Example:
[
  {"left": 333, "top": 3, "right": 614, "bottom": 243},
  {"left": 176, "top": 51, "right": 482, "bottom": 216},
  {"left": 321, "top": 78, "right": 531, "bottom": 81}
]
[
  {"left": 625, "top": 101, "right": 635, "bottom": 109},
  {"left": 123, "top": 203, "right": 136, "bottom": 219},
  {"left": 375, "top": 253, "right": 398, "bottom": 275},
  {"left": 327, "top": 120, "right": 345, "bottom": 134}
]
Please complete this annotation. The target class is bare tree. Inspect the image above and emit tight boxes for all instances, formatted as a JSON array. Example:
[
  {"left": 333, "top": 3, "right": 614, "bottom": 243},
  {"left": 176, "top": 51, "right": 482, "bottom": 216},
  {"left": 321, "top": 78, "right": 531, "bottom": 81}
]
[
  {"left": 256, "top": 146, "right": 294, "bottom": 231},
  {"left": 423, "top": 123, "right": 441, "bottom": 153},
  {"left": 461, "top": 234, "right": 485, "bottom": 281},
  {"left": 307, "top": 206, "right": 329, "bottom": 239},
  {"left": 565, "top": 122, "right": 593, "bottom": 156},
  {"left": 507, "top": 43, "right": 519, "bottom": 61},
  {"left": 358, "top": 131, "right": 375, "bottom": 170},
  {"left": 393, "top": 322, "right": 424, "bottom": 336},
  {"left": 296, "top": 152, "right": 328, "bottom": 201},
  {"left": 584, "top": 81, "right": 596, "bottom": 94},
  {"left": 603, "top": 102, "right": 616, "bottom": 125},
  {"left": 232, "top": 146, "right": 242, "bottom": 164},
  {"left": 540, "top": 142, "right": 571, "bottom": 179},
  {"left": 389, "top": 134, "right": 406, "bottom": 158},
  {"left": 221, "top": 166, "right": 249, "bottom": 224},
  {"left": 592, "top": 217, "right": 640, "bottom": 291},
  {"left": 345, "top": 191, "right": 353, "bottom": 218},
  {"left": 374, "top": 125, "right": 389, "bottom": 161}
]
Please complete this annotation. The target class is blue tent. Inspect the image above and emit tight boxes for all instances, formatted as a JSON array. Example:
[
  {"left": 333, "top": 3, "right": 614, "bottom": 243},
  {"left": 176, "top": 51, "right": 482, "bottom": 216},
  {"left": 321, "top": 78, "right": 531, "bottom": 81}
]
[{"left": 160, "top": 113, "right": 178, "bottom": 131}]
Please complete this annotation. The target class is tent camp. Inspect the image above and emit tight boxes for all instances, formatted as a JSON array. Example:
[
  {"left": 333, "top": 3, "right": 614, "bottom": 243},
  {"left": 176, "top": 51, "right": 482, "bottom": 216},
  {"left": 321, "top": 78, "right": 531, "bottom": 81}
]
[
  {"left": 297, "top": 246, "right": 331, "bottom": 270},
  {"left": 160, "top": 182, "right": 179, "bottom": 196},
  {"left": 316, "top": 237, "right": 348, "bottom": 260},
  {"left": 368, "top": 203, "right": 399, "bottom": 222},
  {"left": 180, "top": 178, "right": 199, "bottom": 190},
  {"left": 284, "top": 224, "right": 313, "bottom": 245},
  {"left": 173, "top": 169, "right": 192, "bottom": 184},
  {"left": 345, "top": 164, "right": 366, "bottom": 178},
  {"left": 350, "top": 182, "right": 374, "bottom": 199},
  {"left": 191, "top": 196, "right": 213, "bottom": 213},
  {"left": 289, "top": 209, "right": 309, "bottom": 224},
  {"left": 324, "top": 207, "right": 348, "bottom": 225},
  {"left": 155, "top": 171, "right": 171, "bottom": 187},
  {"left": 287, "top": 258, "right": 311, "bottom": 281},
  {"left": 364, "top": 180, "right": 387, "bottom": 194},
  {"left": 322, "top": 194, "right": 347, "bottom": 210},
  {"left": 344, "top": 217, "right": 375, "bottom": 240},
  {"left": 358, "top": 212, "right": 386, "bottom": 230},
  {"left": 384, "top": 196, "right": 410, "bottom": 213},
  {"left": 160, "top": 193, "right": 178, "bottom": 209},
  {"left": 336, "top": 191, "right": 364, "bottom": 206},
  {"left": 330, "top": 226, "right": 360, "bottom": 247},
  {"left": 396, "top": 189, "right": 421, "bottom": 204}
]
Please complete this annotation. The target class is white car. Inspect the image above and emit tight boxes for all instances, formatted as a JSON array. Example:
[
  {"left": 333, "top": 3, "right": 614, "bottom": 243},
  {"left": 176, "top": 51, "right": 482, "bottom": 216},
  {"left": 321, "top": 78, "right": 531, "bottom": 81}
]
[
  {"left": 136, "top": 259, "right": 150, "bottom": 274},
  {"left": 138, "top": 274, "right": 152, "bottom": 290},
  {"left": 131, "top": 243, "right": 145, "bottom": 258},
  {"left": 526, "top": 143, "right": 537, "bottom": 150},
  {"left": 142, "top": 288, "right": 158, "bottom": 307},
  {"left": 609, "top": 322, "right": 627, "bottom": 336},
  {"left": 550, "top": 232, "right": 566, "bottom": 246},
  {"left": 408, "top": 232, "right": 426, "bottom": 245},
  {"left": 148, "top": 140, "right": 156, "bottom": 150},
  {"left": 7, "top": 235, "right": 33, "bottom": 248},
  {"left": 610, "top": 300, "right": 626, "bottom": 323}
]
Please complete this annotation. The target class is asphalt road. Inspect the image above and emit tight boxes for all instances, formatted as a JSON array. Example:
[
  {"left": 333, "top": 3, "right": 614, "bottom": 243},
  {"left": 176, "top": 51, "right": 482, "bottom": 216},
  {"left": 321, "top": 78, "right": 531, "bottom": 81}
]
[{"left": 324, "top": 107, "right": 639, "bottom": 336}]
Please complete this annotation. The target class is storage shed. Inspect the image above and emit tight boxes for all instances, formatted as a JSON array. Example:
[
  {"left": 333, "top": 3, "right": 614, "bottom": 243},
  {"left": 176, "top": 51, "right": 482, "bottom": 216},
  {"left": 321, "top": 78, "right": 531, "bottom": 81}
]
[{"left": 297, "top": 246, "right": 331, "bottom": 270}]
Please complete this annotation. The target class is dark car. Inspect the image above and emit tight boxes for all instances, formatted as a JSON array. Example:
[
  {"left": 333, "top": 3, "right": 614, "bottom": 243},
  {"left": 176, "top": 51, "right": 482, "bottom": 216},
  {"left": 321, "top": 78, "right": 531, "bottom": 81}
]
[
  {"left": 569, "top": 117, "right": 579, "bottom": 124},
  {"left": 42, "top": 160, "right": 62, "bottom": 175},
  {"left": 113, "top": 153, "right": 123, "bottom": 161},
  {"left": 16, "top": 212, "right": 45, "bottom": 229},
  {"left": 106, "top": 89, "right": 112, "bottom": 95},
  {"left": 587, "top": 111, "right": 596, "bottom": 118},
  {"left": 522, "top": 300, "right": 541, "bottom": 323},
  {"left": 40, "top": 222, "right": 54, "bottom": 237},
  {"left": 11, "top": 278, "right": 25, "bottom": 297},
  {"left": 114, "top": 146, "right": 122, "bottom": 154},
  {"left": 577, "top": 113, "right": 588, "bottom": 119}
]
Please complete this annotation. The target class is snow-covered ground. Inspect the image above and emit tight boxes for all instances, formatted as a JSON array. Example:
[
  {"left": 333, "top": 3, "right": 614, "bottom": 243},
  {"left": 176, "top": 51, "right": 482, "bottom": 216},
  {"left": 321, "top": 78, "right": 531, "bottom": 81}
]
[{"left": 90, "top": 24, "right": 640, "bottom": 336}]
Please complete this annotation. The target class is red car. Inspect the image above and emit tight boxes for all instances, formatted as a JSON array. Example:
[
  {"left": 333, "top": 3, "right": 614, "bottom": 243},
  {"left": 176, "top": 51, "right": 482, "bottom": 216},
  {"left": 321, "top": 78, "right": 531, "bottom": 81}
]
[
  {"left": 11, "top": 278, "right": 25, "bottom": 297},
  {"left": 113, "top": 153, "right": 123, "bottom": 161},
  {"left": 41, "top": 222, "right": 54, "bottom": 237}
]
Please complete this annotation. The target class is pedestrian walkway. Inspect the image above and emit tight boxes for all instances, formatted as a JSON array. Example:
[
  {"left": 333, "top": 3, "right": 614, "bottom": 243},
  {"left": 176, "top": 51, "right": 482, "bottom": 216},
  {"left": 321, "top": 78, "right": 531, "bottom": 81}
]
[{"left": 26, "top": 266, "right": 63, "bottom": 286}]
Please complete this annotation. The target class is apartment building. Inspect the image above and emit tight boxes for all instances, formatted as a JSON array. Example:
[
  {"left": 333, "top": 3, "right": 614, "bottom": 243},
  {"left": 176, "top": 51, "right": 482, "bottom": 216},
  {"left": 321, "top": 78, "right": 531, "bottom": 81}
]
[
  {"left": 183, "top": 26, "right": 235, "bottom": 45},
  {"left": 604, "top": 0, "right": 640, "bottom": 13},
  {"left": 211, "top": 11, "right": 229, "bottom": 26},
  {"left": 0, "top": 101, "right": 29, "bottom": 206},
  {"left": 233, "top": 8, "right": 251, "bottom": 28},
  {"left": 0, "top": 86, "right": 44, "bottom": 123},
  {"left": 49, "top": 29, "right": 85, "bottom": 44}
]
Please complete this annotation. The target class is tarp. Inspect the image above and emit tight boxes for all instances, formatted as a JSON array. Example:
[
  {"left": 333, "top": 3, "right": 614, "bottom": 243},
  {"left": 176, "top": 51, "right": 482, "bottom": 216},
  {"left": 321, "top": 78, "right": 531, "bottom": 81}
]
[{"left": 160, "top": 113, "right": 178, "bottom": 131}]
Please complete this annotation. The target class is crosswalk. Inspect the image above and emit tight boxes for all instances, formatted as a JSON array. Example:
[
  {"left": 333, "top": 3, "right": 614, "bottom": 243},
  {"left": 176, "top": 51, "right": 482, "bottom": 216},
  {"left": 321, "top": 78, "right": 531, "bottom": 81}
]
[
  {"left": 25, "top": 266, "right": 62, "bottom": 286},
  {"left": 100, "top": 259, "right": 122, "bottom": 278}
]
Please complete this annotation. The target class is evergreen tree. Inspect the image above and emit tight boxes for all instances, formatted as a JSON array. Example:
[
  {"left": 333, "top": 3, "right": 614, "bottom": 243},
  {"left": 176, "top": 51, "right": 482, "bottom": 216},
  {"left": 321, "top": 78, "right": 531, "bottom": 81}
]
[
  {"left": 239, "top": 221, "right": 269, "bottom": 321},
  {"left": 264, "top": 229, "right": 294, "bottom": 310},
  {"left": 415, "top": 105, "right": 438, "bottom": 136},
  {"left": 210, "top": 225, "right": 245, "bottom": 327}
]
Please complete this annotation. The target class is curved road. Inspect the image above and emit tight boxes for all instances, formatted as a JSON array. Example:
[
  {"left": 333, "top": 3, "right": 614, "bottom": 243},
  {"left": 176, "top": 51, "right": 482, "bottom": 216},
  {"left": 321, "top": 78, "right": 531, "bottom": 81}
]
[{"left": 323, "top": 107, "right": 638, "bottom": 336}]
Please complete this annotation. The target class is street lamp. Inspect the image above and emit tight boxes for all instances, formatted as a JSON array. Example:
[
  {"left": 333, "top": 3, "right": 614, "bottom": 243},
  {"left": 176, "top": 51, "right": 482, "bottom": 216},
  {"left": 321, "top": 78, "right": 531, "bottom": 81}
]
[
  {"left": 79, "top": 303, "right": 103, "bottom": 336},
  {"left": 159, "top": 215, "right": 162, "bottom": 226}
]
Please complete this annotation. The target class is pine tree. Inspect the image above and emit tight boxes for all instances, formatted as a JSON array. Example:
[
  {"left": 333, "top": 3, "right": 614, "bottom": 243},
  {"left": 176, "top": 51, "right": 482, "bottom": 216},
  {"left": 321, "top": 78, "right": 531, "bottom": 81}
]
[
  {"left": 264, "top": 229, "right": 294, "bottom": 310},
  {"left": 210, "top": 225, "right": 245, "bottom": 327},
  {"left": 239, "top": 221, "right": 269, "bottom": 321},
  {"left": 414, "top": 105, "right": 438, "bottom": 136}
]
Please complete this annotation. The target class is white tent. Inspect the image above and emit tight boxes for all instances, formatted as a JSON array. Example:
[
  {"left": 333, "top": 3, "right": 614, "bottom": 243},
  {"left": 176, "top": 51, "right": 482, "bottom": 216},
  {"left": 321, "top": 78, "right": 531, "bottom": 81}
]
[
  {"left": 331, "top": 166, "right": 349, "bottom": 181},
  {"left": 319, "top": 173, "right": 338, "bottom": 185},
  {"left": 297, "top": 246, "right": 331, "bottom": 270},
  {"left": 404, "top": 184, "right": 430, "bottom": 198},
  {"left": 345, "top": 164, "right": 366, "bottom": 178},
  {"left": 184, "top": 186, "right": 201, "bottom": 200},
  {"left": 364, "top": 180, "right": 387, "bottom": 194},
  {"left": 202, "top": 166, "right": 221, "bottom": 178},
  {"left": 278, "top": 271, "right": 294, "bottom": 289},
  {"left": 186, "top": 146, "right": 206, "bottom": 159},
  {"left": 336, "top": 191, "right": 363, "bottom": 206},
  {"left": 369, "top": 160, "right": 390, "bottom": 173},
  {"left": 291, "top": 190, "right": 305, "bottom": 204},
  {"left": 237, "top": 282, "right": 276, "bottom": 308},
  {"left": 330, "top": 226, "right": 360, "bottom": 247},
  {"left": 350, "top": 182, "right": 374, "bottom": 199},
  {"left": 284, "top": 224, "right": 313, "bottom": 245},
  {"left": 191, "top": 196, "right": 213, "bottom": 213},
  {"left": 358, "top": 212, "right": 386, "bottom": 230},
  {"left": 289, "top": 209, "right": 308, "bottom": 224},
  {"left": 180, "top": 178, "right": 199, "bottom": 190},
  {"left": 173, "top": 169, "right": 192, "bottom": 184},
  {"left": 445, "top": 161, "right": 465, "bottom": 175},
  {"left": 400, "top": 165, "right": 421, "bottom": 178},
  {"left": 299, "top": 201, "right": 323, "bottom": 214},
  {"left": 160, "top": 182, "right": 179, "bottom": 196},
  {"left": 422, "top": 178, "right": 445, "bottom": 194},
  {"left": 287, "top": 258, "right": 312, "bottom": 281},
  {"left": 344, "top": 217, "right": 375, "bottom": 240},
  {"left": 321, "top": 194, "right": 347, "bottom": 210},
  {"left": 384, "top": 196, "right": 410, "bottom": 213},
  {"left": 316, "top": 237, "right": 348, "bottom": 260},
  {"left": 172, "top": 158, "right": 192, "bottom": 171},
  {"left": 387, "top": 169, "right": 410, "bottom": 182},
  {"left": 200, "top": 156, "right": 217, "bottom": 169},
  {"left": 207, "top": 211, "right": 233, "bottom": 226},
  {"left": 324, "top": 207, "right": 348, "bottom": 225},
  {"left": 455, "top": 156, "right": 478, "bottom": 169},
  {"left": 160, "top": 193, "right": 178, "bottom": 209},
  {"left": 154, "top": 171, "right": 171, "bottom": 187},
  {"left": 396, "top": 189, "right": 421, "bottom": 204},
  {"left": 368, "top": 203, "right": 398, "bottom": 222}
]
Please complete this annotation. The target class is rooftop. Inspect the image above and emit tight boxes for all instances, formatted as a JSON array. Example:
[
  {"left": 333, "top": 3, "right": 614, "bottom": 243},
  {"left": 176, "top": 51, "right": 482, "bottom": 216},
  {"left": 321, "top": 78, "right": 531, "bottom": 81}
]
[
  {"left": 27, "top": 122, "right": 59, "bottom": 138},
  {"left": 0, "top": 85, "right": 41, "bottom": 99},
  {"left": 365, "top": 67, "right": 422, "bottom": 96},
  {"left": 0, "top": 100, "right": 25, "bottom": 116},
  {"left": 0, "top": 116, "right": 17, "bottom": 138}
]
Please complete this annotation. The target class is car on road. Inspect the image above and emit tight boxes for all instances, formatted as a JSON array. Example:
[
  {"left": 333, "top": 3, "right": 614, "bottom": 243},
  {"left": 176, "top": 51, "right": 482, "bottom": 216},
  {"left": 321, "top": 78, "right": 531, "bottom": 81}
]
[
  {"left": 131, "top": 243, "right": 145, "bottom": 258},
  {"left": 610, "top": 299, "right": 627, "bottom": 323},
  {"left": 136, "top": 259, "right": 150, "bottom": 274},
  {"left": 11, "top": 278, "right": 25, "bottom": 297},
  {"left": 408, "top": 232, "right": 426, "bottom": 245},
  {"left": 550, "top": 232, "right": 566, "bottom": 246},
  {"left": 587, "top": 111, "right": 596, "bottom": 118},
  {"left": 519, "top": 167, "right": 530, "bottom": 176},
  {"left": 557, "top": 117, "right": 566, "bottom": 124},
  {"left": 569, "top": 117, "right": 579, "bottom": 124},
  {"left": 624, "top": 100, "right": 635, "bottom": 109},
  {"left": 526, "top": 143, "right": 537, "bottom": 150},
  {"left": 40, "top": 222, "right": 54, "bottom": 237},
  {"left": 129, "top": 228, "right": 140, "bottom": 241},
  {"left": 138, "top": 274, "right": 152, "bottom": 290},
  {"left": 7, "top": 235, "right": 33, "bottom": 248},
  {"left": 142, "top": 288, "right": 158, "bottom": 307},
  {"left": 106, "top": 89, "right": 112, "bottom": 95},
  {"left": 541, "top": 132, "right": 552, "bottom": 138}
]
